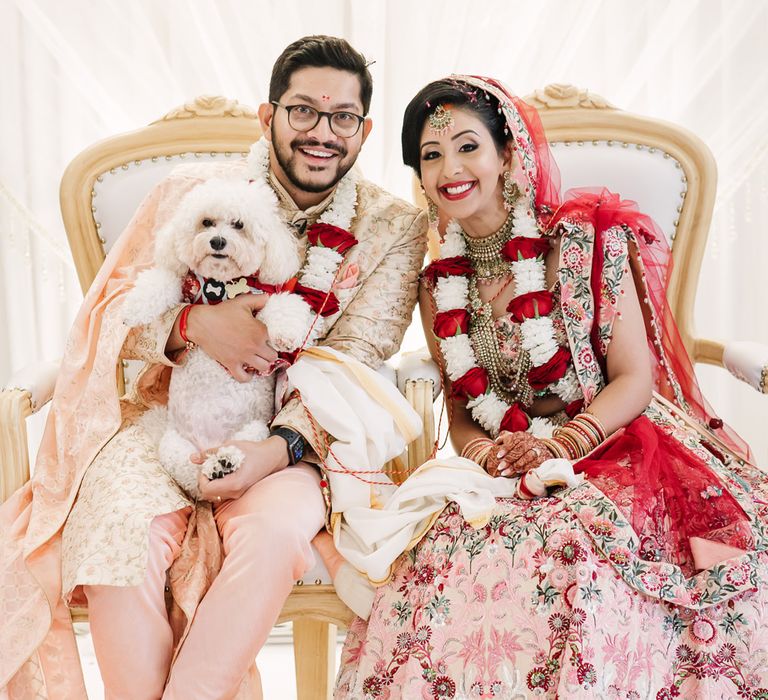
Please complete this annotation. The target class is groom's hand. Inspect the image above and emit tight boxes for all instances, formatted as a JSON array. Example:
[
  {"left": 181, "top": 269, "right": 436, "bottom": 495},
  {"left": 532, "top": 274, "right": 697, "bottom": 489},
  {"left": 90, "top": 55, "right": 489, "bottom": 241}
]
[
  {"left": 194, "top": 436, "right": 290, "bottom": 502},
  {"left": 177, "top": 295, "right": 278, "bottom": 382}
]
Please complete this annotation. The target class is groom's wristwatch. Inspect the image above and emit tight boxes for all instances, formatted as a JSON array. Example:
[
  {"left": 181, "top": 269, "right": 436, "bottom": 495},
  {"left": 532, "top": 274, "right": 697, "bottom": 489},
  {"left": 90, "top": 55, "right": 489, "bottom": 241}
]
[{"left": 269, "top": 426, "right": 307, "bottom": 465}]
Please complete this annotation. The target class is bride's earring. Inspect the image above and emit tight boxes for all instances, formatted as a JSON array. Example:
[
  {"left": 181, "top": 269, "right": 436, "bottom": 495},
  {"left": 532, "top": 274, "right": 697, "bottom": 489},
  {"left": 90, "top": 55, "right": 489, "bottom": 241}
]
[
  {"left": 502, "top": 170, "right": 519, "bottom": 211},
  {"left": 422, "top": 187, "right": 441, "bottom": 240}
]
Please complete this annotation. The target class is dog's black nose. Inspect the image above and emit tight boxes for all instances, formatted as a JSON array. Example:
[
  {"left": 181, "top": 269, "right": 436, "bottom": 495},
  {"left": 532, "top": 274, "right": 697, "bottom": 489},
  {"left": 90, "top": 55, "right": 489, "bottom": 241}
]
[{"left": 209, "top": 236, "right": 227, "bottom": 251}]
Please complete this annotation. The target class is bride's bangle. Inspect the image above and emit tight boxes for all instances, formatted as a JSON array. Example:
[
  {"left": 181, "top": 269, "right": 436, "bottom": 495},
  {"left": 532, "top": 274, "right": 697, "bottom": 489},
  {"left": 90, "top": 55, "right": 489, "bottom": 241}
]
[
  {"left": 461, "top": 437, "right": 495, "bottom": 467},
  {"left": 546, "top": 412, "right": 607, "bottom": 460}
]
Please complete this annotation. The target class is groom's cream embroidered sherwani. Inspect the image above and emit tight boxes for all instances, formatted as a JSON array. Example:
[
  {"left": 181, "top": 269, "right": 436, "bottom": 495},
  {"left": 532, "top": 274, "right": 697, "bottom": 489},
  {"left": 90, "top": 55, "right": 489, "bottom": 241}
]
[{"left": 62, "top": 159, "right": 426, "bottom": 593}]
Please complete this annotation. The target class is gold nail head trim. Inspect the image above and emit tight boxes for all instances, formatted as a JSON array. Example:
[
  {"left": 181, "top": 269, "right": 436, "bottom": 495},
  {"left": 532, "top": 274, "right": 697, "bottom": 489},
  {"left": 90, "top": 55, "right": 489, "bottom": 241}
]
[{"left": 428, "top": 104, "right": 454, "bottom": 135}]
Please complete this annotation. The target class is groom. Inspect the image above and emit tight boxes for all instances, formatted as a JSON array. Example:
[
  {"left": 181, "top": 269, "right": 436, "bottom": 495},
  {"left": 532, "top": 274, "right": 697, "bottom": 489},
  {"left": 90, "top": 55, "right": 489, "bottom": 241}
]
[{"left": 65, "top": 36, "right": 425, "bottom": 699}]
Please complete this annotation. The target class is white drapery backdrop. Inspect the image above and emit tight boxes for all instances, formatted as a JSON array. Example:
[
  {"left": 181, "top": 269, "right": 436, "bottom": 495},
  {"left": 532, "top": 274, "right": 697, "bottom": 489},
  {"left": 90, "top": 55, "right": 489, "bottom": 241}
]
[{"left": 2, "top": 0, "right": 767, "bottom": 462}]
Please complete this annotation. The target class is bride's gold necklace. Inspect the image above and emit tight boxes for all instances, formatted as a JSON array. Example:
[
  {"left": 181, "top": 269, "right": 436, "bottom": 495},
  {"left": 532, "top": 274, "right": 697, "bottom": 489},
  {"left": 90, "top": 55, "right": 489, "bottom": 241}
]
[
  {"left": 461, "top": 211, "right": 534, "bottom": 407},
  {"left": 460, "top": 211, "right": 515, "bottom": 285}
]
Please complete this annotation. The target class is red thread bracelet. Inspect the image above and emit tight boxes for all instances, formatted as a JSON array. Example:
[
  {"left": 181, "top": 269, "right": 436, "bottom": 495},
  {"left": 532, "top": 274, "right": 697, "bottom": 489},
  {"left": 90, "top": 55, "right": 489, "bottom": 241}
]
[{"left": 178, "top": 305, "right": 196, "bottom": 349}]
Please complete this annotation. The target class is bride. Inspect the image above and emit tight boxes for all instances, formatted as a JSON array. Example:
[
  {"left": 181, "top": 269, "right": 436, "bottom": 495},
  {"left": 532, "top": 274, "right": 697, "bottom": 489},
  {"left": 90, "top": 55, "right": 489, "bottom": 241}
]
[{"left": 334, "top": 76, "right": 768, "bottom": 698}]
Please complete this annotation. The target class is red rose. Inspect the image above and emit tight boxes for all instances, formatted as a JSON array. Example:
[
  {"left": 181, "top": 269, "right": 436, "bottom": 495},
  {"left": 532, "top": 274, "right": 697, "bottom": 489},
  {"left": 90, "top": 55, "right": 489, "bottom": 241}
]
[
  {"left": 433, "top": 309, "right": 470, "bottom": 338},
  {"left": 507, "top": 290, "right": 555, "bottom": 322},
  {"left": 500, "top": 403, "right": 531, "bottom": 433},
  {"left": 306, "top": 223, "right": 358, "bottom": 254},
  {"left": 565, "top": 399, "right": 584, "bottom": 418},
  {"left": 422, "top": 256, "right": 474, "bottom": 285},
  {"left": 527, "top": 347, "right": 571, "bottom": 390},
  {"left": 501, "top": 237, "right": 550, "bottom": 261},
  {"left": 450, "top": 367, "right": 489, "bottom": 402},
  {"left": 294, "top": 283, "right": 340, "bottom": 317}
]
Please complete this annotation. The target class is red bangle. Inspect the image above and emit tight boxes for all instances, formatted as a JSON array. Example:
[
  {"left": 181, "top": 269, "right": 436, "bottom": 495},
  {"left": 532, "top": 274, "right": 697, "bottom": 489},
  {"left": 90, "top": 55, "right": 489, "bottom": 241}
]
[
  {"left": 178, "top": 305, "right": 195, "bottom": 348},
  {"left": 518, "top": 473, "right": 537, "bottom": 498}
]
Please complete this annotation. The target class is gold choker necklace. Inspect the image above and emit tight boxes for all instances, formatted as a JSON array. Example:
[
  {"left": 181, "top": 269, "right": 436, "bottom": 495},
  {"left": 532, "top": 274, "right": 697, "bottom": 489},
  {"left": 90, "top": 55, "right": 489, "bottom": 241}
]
[{"left": 461, "top": 212, "right": 515, "bottom": 283}]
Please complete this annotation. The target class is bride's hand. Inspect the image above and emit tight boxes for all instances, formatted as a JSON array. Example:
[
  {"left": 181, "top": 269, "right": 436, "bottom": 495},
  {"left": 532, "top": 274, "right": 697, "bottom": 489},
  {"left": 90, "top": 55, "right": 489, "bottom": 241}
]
[{"left": 494, "top": 431, "right": 553, "bottom": 477}]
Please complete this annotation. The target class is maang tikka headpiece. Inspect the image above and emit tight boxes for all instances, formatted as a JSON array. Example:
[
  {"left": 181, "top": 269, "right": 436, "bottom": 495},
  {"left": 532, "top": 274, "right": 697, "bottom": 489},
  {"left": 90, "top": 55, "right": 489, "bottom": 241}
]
[{"left": 428, "top": 103, "right": 455, "bottom": 135}]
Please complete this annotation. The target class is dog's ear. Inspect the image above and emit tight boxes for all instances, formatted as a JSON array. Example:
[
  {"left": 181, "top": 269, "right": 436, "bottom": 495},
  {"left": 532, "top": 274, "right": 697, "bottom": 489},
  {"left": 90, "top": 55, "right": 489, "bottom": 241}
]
[
  {"left": 153, "top": 221, "right": 187, "bottom": 276},
  {"left": 242, "top": 179, "right": 302, "bottom": 284},
  {"left": 258, "top": 221, "right": 302, "bottom": 284},
  {"left": 153, "top": 197, "right": 194, "bottom": 277}
]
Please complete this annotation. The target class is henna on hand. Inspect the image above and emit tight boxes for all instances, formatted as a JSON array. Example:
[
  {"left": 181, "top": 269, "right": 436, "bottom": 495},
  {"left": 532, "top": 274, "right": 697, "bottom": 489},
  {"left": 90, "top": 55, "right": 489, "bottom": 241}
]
[{"left": 495, "top": 431, "right": 555, "bottom": 476}]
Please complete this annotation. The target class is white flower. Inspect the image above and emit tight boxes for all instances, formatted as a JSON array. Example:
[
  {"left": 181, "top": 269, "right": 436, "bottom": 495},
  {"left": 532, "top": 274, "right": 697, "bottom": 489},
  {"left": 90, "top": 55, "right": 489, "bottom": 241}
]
[
  {"left": 552, "top": 367, "right": 582, "bottom": 403},
  {"left": 529, "top": 345, "right": 558, "bottom": 367},
  {"left": 520, "top": 318, "right": 558, "bottom": 365},
  {"left": 320, "top": 168, "right": 359, "bottom": 229},
  {"left": 430, "top": 202, "right": 572, "bottom": 441},
  {"left": 299, "top": 267, "right": 336, "bottom": 292},
  {"left": 513, "top": 200, "right": 541, "bottom": 238},
  {"left": 246, "top": 138, "right": 271, "bottom": 177},
  {"left": 306, "top": 246, "right": 343, "bottom": 272},
  {"left": 440, "top": 221, "right": 467, "bottom": 257},
  {"left": 434, "top": 276, "right": 469, "bottom": 312},
  {"left": 511, "top": 258, "right": 546, "bottom": 294},
  {"left": 470, "top": 392, "right": 508, "bottom": 435},
  {"left": 529, "top": 417, "right": 555, "bottom": 438},
  {"left": 440, "top": 335, "right": 477, "bottom": 379}
]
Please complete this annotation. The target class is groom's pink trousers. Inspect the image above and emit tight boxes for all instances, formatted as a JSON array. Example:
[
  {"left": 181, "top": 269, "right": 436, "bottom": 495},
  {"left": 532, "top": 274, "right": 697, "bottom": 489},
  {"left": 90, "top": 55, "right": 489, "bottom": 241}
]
[{"left": 83, "top": 464, "right": 325, "bottom": 700}]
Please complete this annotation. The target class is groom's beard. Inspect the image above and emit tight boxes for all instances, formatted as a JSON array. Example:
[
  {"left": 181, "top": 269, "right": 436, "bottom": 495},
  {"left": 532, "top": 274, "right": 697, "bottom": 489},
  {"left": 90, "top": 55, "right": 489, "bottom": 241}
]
[{"left": 271, "top": 126, "right": 354, "bottom": 194}]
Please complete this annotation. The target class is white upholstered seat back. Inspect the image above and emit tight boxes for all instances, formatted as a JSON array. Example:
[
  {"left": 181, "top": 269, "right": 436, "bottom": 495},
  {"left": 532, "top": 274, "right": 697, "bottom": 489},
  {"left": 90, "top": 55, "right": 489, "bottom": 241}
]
[
  {"left": 93, "top": 152, "right": 248, "bottom": 253},
  {"left": 550, "top": 140, "right": 687, "bottom": 247},
  {"left": 61, "top": 96, "right": 263, "bottom": 293}
]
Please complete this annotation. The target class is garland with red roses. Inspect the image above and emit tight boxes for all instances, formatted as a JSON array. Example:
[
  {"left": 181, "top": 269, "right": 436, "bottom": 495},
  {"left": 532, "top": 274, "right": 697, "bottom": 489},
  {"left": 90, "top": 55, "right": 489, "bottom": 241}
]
[
  {"left": 425, "top": 198, "right": 583, "bottom": 438},
  {"left": 247, "top": 138, "right": 359, "bottom": 345}
]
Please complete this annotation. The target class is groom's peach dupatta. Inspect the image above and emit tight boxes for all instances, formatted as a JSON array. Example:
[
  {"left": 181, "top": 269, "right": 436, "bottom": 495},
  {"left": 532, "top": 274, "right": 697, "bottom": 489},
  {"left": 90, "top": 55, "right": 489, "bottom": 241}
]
[{"left": 0, "top": 170, "right": 256, "bottom": 698}]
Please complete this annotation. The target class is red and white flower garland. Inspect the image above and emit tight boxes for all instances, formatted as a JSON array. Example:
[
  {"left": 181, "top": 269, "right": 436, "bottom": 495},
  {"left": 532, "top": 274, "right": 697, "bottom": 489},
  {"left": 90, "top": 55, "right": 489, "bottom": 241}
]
[
  {"left": 247, "top": 138, "right": 359, "bottom": 338},
  {"left": 426, "top": 197, "right": 582, "bottom": 438}
]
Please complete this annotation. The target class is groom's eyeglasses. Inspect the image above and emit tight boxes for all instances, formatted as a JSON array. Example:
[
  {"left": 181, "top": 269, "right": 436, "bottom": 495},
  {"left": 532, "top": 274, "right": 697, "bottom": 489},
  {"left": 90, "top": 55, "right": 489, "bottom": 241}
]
[{"left": 271, "top": 102, "right": 365, "bottom": 138}]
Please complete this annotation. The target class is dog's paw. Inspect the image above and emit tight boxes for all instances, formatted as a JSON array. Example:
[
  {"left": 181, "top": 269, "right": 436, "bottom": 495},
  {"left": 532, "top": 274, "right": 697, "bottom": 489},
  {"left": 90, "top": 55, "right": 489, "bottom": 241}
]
[
  {"left": 259, "top": 293, "right": 316, "bottom": 351},
  {"left": 201, "top": 446, "right": 245, "bottom": 480}
]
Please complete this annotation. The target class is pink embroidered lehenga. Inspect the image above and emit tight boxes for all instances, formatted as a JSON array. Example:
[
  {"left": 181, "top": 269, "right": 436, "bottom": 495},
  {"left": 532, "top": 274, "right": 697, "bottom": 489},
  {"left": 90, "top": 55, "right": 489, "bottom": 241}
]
[{"left": 334, "top": 77, "right": 768, "bottom": 699}]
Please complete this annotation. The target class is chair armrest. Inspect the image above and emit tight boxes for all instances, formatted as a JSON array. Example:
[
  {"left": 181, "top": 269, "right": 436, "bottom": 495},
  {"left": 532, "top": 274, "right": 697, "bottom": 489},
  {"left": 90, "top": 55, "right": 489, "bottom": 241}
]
[
  {"left": 722, "top": 341, "right": 768, "bottom": 394},
  {"left": 395, "top": 347, "right": 442, "bottom": 400},
  {"left": 0, "top": 388, "right": 33, "bottom": 502},
  {"left": 388, "top": 348, "right": 442, "bottom": 481},
  {"left": 3, "top": 359, "right": 60, "bottom": 412},
  {"left": 0, "top": 361, "right": 60, "bottom": 502}
]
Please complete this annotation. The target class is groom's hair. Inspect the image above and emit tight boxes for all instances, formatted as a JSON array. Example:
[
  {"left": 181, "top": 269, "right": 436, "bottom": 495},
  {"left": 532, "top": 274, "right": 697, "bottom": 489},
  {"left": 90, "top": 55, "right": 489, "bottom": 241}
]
[{"left": 269, "top": 36, "right": 373, "bottom": 115}]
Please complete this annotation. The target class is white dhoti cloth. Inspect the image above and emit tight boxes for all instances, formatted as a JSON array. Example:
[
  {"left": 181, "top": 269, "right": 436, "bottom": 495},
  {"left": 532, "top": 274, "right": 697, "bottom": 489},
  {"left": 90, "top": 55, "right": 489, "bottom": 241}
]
[{"left": 287, "top": 347, "right": 580, "bottom": 585}]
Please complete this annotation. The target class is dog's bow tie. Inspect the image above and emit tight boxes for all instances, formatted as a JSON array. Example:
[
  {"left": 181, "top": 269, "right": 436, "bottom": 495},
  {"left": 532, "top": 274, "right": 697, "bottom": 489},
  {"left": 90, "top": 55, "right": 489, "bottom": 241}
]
[{"left": 181, "top": 272, "right": 297, "bottom": 305}]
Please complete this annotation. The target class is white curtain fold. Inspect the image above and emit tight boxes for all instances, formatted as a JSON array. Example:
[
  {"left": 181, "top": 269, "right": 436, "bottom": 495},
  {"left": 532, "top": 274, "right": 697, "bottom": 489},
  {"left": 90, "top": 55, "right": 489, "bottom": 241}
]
[{"left": 1, "top": 0, "right": 766, "bottom": 462}]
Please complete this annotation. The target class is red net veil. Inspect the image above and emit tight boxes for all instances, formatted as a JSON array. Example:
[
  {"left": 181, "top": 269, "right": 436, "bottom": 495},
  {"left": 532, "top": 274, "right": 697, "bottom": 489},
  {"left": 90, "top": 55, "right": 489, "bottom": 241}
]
[{"left": 550, "top": 189, "right": 752, "bottom": 464}]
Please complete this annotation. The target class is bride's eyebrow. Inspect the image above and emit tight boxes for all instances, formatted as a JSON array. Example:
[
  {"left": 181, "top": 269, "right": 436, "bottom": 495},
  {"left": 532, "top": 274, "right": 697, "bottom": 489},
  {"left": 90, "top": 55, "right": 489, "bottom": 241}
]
[
  {"left": 420, "top": 129, "right": 479, "bottom": 150},
  {"left": 451, "top": 129, "right": 479, "bottom": 140}
]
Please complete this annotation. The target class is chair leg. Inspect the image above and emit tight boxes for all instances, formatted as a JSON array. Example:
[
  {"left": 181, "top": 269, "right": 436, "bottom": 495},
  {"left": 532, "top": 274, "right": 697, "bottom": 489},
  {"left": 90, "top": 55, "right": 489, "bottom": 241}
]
[{"left": 292, "top": 619, "right": 336, "bottom": 700}]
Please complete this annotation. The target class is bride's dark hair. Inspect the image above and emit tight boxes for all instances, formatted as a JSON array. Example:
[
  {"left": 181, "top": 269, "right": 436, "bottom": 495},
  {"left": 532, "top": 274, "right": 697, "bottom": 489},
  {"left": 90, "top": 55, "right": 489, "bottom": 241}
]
[{"left": 401, "top": 78, "right": 510, "bottom": 177}]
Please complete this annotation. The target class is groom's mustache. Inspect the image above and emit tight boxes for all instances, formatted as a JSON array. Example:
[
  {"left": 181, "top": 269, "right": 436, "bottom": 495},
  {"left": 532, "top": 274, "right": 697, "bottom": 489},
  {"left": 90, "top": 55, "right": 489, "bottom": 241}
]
[{"left": 291, "top": 138, "right": 347, "bottom": 158}]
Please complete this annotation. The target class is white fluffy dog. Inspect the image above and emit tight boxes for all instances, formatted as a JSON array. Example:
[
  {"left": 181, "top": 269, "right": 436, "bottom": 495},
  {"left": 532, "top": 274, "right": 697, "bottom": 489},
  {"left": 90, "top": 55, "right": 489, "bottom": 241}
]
[{"left": 122, "top": 177, "right": 315, "bottom": 499}]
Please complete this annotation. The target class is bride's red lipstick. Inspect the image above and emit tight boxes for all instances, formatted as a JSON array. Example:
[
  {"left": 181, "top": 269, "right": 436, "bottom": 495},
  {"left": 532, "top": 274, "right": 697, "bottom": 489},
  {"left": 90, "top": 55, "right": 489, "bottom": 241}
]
[{"left": 439, "top": 180, "right": 477, "bottom": 201}]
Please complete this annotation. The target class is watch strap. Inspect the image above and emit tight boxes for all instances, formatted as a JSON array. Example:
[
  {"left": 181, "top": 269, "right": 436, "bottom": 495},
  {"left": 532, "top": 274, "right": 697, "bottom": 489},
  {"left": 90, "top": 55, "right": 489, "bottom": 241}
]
[{"left": 270, "top": 426, "right": 307, "bottom": 465}]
